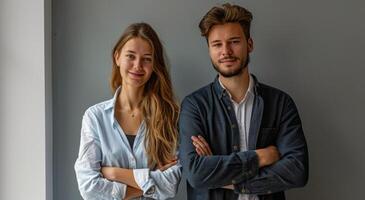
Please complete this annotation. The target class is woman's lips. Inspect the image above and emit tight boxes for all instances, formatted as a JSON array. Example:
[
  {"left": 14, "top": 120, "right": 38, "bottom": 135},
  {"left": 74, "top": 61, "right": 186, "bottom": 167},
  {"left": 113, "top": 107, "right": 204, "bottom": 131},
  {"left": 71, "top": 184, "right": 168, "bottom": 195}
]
[{"left": 128, "top": 71, "right": 144, "bottom": 79}]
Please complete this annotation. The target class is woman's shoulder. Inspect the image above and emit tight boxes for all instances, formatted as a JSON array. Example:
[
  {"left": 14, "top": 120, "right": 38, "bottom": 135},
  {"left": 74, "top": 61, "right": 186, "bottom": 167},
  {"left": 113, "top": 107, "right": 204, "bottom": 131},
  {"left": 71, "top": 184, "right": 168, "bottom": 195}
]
[{"left": 83, "top": 98, "right": 114, "bottom": 118}]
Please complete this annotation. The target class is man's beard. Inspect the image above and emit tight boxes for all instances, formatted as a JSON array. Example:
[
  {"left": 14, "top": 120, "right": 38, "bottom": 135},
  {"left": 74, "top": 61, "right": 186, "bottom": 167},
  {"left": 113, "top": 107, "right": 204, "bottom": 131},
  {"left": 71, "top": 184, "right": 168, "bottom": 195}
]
[{"left": 212, "top": 54, "right": 250, "bottom": 78}]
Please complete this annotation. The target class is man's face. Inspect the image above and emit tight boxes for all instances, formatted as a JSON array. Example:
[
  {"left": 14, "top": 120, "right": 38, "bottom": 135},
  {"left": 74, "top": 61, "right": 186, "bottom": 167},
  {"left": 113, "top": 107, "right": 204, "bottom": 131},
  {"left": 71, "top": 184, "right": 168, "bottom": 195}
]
[{"left": 207, "top": 23, "right": 253, "bottom": 78}]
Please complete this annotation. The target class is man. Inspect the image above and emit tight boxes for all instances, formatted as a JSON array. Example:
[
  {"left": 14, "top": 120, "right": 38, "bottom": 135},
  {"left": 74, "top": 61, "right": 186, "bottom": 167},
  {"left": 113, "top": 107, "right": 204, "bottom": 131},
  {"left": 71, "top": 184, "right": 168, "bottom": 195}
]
[{"left": 178, "top": 3, "right": 308, "bottom": 200}]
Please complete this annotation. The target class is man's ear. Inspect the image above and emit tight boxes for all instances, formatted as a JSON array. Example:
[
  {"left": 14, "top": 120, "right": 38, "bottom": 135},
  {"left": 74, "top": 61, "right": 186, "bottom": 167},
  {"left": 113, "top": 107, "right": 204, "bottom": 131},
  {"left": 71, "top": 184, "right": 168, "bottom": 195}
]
[{"left": 247, "top": 38, "right": 254, "bottom": 53}]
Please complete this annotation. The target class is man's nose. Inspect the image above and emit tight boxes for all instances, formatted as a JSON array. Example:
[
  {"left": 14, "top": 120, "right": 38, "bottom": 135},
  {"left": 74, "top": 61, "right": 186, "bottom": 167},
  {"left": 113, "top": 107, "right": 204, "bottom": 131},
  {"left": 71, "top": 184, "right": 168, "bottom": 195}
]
[{"left": 222, "top": 44, "right": 233, "bottom": 56}]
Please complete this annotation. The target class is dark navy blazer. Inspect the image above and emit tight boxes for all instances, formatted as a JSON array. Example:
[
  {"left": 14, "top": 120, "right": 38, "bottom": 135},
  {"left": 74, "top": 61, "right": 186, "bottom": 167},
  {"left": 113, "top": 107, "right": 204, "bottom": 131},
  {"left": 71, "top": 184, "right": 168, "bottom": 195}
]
[{"left": 178, "top": 75, "right": 308, "bottom": 200}]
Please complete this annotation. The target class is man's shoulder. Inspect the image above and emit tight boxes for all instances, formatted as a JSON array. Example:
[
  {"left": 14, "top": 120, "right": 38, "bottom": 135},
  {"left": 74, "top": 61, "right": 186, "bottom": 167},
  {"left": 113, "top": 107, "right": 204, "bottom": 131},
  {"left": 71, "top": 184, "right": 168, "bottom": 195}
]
[
  {"left": 257, "top": 81, "right": 294, "bottom": 103},
  {"left": 182, "top": 82, "right": 215, "bottom": 104}
]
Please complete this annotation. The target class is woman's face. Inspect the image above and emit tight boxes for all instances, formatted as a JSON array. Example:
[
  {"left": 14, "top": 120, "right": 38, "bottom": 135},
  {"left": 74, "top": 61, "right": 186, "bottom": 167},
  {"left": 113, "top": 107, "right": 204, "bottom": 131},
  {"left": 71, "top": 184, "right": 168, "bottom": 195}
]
[{"left": 115, "top": 37, "right": 154, "bottom": 88}]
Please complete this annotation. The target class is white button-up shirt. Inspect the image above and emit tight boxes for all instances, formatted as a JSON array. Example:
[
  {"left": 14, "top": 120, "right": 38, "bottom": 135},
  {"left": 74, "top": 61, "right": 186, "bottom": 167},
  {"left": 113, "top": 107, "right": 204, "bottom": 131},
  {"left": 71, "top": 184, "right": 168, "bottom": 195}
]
[
  {"left": 219, "top": 74, "right": 258, "bottom": 200},
  {"left": 74, "top": 87, "right": 181, "bottom": 200}
]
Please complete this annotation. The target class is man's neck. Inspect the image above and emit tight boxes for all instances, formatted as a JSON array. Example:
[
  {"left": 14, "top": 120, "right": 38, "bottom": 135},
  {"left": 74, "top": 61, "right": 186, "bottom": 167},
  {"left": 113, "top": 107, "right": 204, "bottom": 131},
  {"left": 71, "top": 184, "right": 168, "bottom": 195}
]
[{"left": 219, "top": 68, "right": 250, "bottom": 103}]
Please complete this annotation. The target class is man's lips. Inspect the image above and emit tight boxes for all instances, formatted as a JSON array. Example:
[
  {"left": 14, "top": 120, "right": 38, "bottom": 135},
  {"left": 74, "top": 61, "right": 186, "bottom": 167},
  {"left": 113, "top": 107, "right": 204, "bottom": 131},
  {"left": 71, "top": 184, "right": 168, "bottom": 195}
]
[{"left": 219, "top": 57, "right": 238, "bottom": 63}]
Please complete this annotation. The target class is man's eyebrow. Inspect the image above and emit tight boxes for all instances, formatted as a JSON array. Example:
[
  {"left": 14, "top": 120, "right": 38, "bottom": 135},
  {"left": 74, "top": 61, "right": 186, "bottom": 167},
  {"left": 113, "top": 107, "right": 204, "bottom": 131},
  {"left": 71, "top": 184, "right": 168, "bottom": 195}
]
[{"left": 228, "top": 37, "right": 241, "bottom": 40}]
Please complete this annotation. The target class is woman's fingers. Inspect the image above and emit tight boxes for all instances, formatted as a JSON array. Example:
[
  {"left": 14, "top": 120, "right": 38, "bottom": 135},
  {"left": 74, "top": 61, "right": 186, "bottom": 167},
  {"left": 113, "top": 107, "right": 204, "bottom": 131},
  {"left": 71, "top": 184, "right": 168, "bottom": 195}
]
[{"left": 158, "top": 160, "right": 178, "bottom": 171}]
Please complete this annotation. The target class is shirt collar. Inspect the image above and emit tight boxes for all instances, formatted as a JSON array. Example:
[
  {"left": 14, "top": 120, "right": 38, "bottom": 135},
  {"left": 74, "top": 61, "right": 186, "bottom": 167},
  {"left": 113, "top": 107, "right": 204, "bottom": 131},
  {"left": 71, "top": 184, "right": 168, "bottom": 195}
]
[
  {"left": 216, "top": 74, "right": 255, "bottom": 102},
  {"left": 104, "top": 86, "right": 121, "bottom": 111},
  {"left": 104, "top": 87, "right": 121, "bottom": 128}
]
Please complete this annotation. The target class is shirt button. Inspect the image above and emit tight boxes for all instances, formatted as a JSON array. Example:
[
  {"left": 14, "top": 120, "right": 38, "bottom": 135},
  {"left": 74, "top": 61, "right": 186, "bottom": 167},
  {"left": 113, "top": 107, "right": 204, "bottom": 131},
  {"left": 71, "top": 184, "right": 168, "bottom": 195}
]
[
  {"left": 146, "top": 186, "right": 156, "bottom": 194},
  {"left": 231, "top": 124, "right": 236, "bottom": 128},
  {"left": 233, "top": 145, "right": 239, "bottom": 151},
  {"left": 227, "top": 106, "right": 231, "bottom": 110},
  {"left": 232, "top": 180, "right": 236, "bottom": 184}
]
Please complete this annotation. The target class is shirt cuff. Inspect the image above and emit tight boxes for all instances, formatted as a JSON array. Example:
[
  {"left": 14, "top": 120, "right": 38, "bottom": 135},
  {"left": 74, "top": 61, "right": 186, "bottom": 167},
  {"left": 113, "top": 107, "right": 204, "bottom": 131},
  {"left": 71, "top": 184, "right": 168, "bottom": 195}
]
[
  {"left": 232, "top": 150, "right": 259, "bottom": 184},
  {"left": 112, "top": 181, "right": 127, "bottom": 200},
  {"left": 133, "top": 168, "right": 157, "bottom": 198},
  {"left": 133, "top": 168, "right": 150, "bottom": 189}
]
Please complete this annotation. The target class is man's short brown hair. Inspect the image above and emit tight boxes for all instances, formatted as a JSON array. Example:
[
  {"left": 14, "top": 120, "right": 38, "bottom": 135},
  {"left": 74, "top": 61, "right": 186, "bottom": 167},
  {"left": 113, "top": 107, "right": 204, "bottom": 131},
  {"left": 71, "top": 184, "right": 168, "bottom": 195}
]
[{"left": 199, "top": 3, "right": 253, "bottom": 40}]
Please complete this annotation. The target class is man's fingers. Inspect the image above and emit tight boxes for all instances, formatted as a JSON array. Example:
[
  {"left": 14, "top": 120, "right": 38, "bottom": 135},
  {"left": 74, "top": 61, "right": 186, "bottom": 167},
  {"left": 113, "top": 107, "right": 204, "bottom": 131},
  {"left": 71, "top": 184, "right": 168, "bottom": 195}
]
[
  {"left": 198, "top": 135, "right": 209, "bottom": 147},
  {"left": 192, "top": 137, "right": 209, "bottom": 155},
  {"left": 197, "top": 135, "right": 212, "bottom": 155},
  {"left": 196, "top": 147, "right": 204, "bottom": 156}
]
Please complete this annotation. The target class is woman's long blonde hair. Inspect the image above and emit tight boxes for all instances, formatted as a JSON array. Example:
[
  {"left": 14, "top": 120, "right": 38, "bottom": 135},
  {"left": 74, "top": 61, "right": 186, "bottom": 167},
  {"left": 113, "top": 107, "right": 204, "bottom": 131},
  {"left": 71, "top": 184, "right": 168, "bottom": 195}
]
[{"left": 110, "top": 23, "right": 179, "bottom": 167}]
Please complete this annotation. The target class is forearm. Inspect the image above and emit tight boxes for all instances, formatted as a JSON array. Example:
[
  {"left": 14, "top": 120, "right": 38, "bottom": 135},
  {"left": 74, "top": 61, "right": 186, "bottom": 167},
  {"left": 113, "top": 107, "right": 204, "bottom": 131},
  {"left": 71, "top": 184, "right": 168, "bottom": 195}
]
[
  {"left": 179, "top": 98, "right": 258, "bottom": 189},
  {"left": 103, "top": 165, "right": 182, "bottom": 199},
  {"left": 104, "top": 168, "right": 141, "bottom": 189},
  {"left": 181, "top": 151, "right": 259, "bottom": 189},
  {"left": 235, "top": 155, "right": 308, "bottom": 195},
  {"left": 75, "top": 164, "right": 127, "bottom": 199},
  {"left": 116, "top": 164, "right": 182, "bottom": 199},
  {"left": 124, "top": 186, "right": 143, "bottom": 200},
  {"left": 234, "top": 96, "right": 309, "bottom": 194}
]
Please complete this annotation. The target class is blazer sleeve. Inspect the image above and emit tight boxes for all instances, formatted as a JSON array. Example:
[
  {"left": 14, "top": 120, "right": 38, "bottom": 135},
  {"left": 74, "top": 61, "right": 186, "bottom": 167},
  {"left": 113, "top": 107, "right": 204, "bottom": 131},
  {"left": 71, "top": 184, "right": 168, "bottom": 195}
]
[
  {"left": 234, "top": 96, "right": 309, "bottom": 195},
  {"left": 178, "top": 96, "right": 259, "bottom": 189}
]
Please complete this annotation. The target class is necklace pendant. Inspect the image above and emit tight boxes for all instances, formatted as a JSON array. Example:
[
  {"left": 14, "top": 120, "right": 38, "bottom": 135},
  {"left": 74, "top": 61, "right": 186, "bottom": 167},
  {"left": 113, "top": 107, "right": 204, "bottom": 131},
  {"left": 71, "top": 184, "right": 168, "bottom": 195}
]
[{"left": 131, "top": 114, "right": 135, "bottom": 118}]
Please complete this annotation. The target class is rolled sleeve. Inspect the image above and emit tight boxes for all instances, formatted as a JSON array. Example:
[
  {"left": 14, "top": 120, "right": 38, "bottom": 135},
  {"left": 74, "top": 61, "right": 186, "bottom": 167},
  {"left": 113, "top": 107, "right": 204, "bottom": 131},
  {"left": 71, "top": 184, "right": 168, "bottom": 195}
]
[
  {"left": 133, "top": 164, "right": 182, "bottom": 199},
  {"left": 75, "top": 111, "right": 128, "bottom": 200}
]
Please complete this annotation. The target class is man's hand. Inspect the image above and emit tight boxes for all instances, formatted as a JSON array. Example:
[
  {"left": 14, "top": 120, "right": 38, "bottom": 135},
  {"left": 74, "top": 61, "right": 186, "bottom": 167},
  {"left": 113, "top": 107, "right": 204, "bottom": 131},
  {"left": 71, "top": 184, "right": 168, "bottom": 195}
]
[
  {"left": 255, "top": 146, "right": 280, "bottom": 167},
  {"left": 191, "top": 135, "right": 212, "bottom": 156}
]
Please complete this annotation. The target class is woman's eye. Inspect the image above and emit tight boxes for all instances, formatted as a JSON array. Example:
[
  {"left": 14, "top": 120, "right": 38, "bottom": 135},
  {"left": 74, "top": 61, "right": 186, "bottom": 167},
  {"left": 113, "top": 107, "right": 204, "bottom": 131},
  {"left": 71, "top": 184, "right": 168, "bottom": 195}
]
[
  {"left": 143, "top": 57, "right": 152, "bottom": 62},
  {"left": 126, "top": 54, "right": 135, "bottom": 59}
]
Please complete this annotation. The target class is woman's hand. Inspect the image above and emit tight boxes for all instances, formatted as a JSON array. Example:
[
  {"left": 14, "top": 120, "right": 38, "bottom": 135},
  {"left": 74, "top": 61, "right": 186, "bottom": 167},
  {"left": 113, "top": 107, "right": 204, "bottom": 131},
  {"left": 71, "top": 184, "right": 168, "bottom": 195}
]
[
  {"left": 191, "top": 135, "right": 212, "bottom": 156},
  {"left": 124, "top": 186, "right": 143, "bottom": 200},
  {"left": 157, "top": 157, "right": 178, "bottom": 171}
]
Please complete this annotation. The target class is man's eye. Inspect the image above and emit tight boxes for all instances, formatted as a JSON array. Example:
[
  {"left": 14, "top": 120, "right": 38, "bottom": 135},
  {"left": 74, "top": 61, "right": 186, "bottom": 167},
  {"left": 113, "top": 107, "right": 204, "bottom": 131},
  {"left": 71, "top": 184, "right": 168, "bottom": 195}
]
[{"left": 212, "top": 43, "right": 221, "bottom": 47}]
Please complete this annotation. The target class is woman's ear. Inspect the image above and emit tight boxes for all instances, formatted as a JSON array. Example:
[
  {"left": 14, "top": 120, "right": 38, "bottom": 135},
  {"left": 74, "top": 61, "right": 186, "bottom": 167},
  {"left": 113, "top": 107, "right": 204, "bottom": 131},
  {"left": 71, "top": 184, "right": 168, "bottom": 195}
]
[{"left": 114, "top": 51, "right": 120, "bottom": 66}]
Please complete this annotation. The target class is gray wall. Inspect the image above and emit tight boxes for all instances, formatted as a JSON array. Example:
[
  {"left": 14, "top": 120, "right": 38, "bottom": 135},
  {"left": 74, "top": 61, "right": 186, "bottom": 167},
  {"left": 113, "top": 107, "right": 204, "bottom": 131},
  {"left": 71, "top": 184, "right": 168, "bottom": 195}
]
[
  {"left": 0, "top": 0, "right": 52, "bottom": 200},
  {"left": 53, "top": 0, "right": 365, "bottom": 200}
]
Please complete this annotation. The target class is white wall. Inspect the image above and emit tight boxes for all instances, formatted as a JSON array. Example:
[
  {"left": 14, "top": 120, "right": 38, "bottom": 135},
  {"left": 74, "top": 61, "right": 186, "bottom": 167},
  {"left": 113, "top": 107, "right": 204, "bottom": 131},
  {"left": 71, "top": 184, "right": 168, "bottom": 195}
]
[{"left": 0, "top": 0, "right": 52, "bottom": 200}]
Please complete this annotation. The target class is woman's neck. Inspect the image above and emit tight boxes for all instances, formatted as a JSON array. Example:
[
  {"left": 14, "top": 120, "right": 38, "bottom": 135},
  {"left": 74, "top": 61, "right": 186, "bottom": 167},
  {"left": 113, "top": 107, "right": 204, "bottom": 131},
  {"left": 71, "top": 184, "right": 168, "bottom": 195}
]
[{"left": 118, "top": 84, "right": 144, "bottom": 111}]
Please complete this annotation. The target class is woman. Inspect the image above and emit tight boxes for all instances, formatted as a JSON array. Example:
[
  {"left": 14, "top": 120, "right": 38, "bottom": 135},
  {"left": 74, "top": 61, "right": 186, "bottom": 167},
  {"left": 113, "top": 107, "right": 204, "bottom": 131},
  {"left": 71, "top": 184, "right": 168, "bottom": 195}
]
[{"left": 75, "top": 23, "right": 181, "bottom": 200}]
